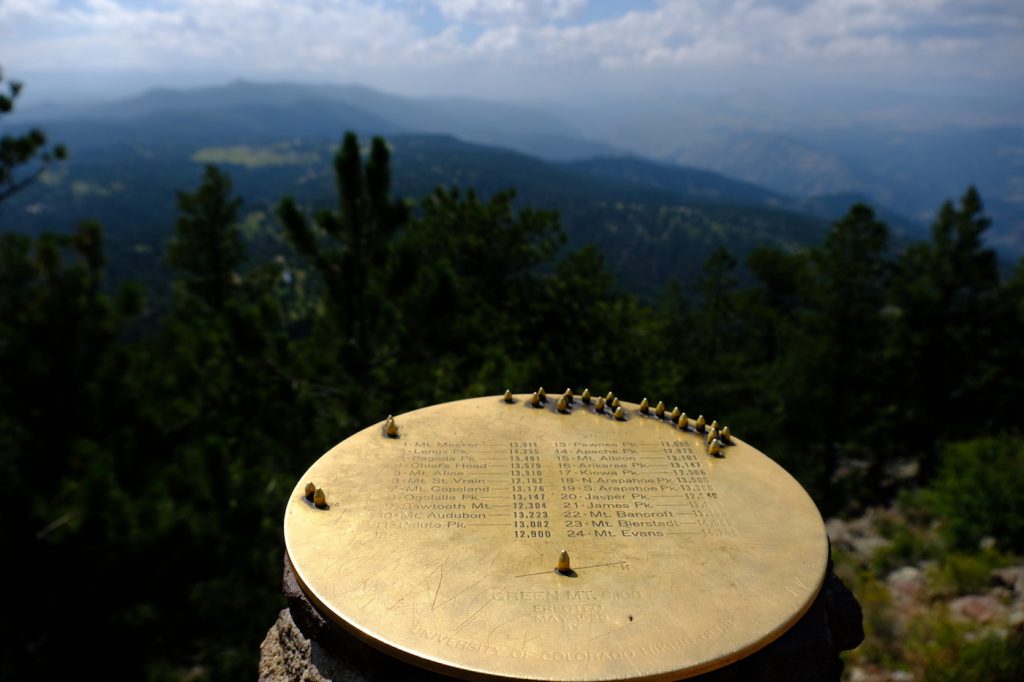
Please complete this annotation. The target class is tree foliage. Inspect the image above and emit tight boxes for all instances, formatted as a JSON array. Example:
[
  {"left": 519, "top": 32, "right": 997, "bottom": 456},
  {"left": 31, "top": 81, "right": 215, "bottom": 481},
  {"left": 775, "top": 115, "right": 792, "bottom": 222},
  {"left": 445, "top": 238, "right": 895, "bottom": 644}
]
[
  {"left": 166, "top": 165, "right": 245, "bottom": 311},
  {"left": 1, "top": 118, "right": 1022, "bottom": 681},
  {"left": 0, "top": 67, "right": 67, "bottom": 204}
]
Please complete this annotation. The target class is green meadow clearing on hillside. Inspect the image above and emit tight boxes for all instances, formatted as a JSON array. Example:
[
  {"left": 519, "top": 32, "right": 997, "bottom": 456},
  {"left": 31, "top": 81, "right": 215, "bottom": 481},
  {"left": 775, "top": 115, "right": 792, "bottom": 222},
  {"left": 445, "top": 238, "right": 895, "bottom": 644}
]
[
  {"left": 71, "top": 179, "right": 125, "bottom": 198},
  {"left": 192, "top": 142, "right": 321, "bottom": 168}
]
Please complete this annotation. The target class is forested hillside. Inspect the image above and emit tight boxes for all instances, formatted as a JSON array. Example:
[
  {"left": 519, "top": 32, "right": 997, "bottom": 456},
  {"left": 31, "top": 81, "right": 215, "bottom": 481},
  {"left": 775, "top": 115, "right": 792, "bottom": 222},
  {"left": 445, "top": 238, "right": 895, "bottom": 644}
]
[
  {"left": 4, "top": 131, "right": 844, "bottom": 299},
  {"left": 2, "top": 75, "right": 1023, "bottom": 679},
  {"left": 4, "top": 82, "right": 932, "bottom": 299}
]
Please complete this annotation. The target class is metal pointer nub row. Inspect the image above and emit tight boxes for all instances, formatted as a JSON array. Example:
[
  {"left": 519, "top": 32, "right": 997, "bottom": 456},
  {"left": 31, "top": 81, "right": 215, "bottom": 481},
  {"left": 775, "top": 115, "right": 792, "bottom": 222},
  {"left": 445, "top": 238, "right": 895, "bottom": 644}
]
[{"left": 503, "top": 389, "right": 734, "bottom": 446}]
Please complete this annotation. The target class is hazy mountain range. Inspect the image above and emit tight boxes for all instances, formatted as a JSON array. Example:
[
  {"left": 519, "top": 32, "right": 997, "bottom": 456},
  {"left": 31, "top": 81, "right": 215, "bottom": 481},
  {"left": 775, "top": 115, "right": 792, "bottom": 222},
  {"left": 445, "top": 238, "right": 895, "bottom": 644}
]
[{"left": 4, "top": 81, "right": 1020, "bottom": 296}]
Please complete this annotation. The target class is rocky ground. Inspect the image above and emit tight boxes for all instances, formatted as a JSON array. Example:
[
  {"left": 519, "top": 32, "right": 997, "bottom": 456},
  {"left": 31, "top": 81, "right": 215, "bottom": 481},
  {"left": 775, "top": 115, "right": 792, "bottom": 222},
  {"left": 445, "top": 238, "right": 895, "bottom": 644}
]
[{"left": 827, "top": 508, "right": 1024, "bottom": 681}]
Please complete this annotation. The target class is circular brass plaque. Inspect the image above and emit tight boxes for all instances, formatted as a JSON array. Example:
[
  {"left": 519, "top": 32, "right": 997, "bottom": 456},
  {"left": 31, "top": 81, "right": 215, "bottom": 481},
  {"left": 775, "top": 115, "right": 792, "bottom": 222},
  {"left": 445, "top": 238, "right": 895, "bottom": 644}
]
[{"left": 284, "top": 395, "right": 828, "bottom": 681}]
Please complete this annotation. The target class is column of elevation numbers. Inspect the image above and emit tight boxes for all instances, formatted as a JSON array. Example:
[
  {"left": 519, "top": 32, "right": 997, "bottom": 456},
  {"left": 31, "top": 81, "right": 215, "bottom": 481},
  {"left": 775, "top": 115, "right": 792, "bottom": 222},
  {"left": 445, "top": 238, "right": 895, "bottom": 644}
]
[
  {"left": 661, "top": 441, "right": 739, "bottom": 538},
  {"left": 509, "top": 441, "right": 551, "bottom": 538}
]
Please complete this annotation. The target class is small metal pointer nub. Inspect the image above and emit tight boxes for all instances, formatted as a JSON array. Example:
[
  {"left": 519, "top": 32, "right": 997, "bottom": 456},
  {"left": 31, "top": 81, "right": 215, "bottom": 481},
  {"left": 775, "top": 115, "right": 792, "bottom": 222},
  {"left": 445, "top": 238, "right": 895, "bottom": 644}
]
[
  {"left": 385, "top": 415, "right": 399, "bottom": 437},
  {"left": 655, "top": 400, "right": 665, "bottom": 418},
  {"left": 581, "top": 388, "right": 592, "bottom": 403},
  {"left": 556, "top": 550, "right": 572, "bottom": 575},
  {"left": 313, "top": 488, "right": 327, "bottom": 508},
  {"left": 503, "top": 389, "right": 514, "bottom": 403},
  {"left": 557, "top": 395, "right": 569, "bottom": 413},
  {"left": 640, "top": 397, "right": 650, "bottom": 414},
  {"left": 304, "top": 482, "right": 316, "bottom": 500}
]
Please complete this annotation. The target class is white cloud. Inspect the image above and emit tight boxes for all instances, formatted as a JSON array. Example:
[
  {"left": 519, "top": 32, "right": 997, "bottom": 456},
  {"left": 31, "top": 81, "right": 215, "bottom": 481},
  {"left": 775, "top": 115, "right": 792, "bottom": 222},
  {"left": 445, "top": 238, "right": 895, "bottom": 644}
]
[
  {"left": 2, "top": 1, "right": 458, "bottom": 73},
  {"left": 431, "top": 0, "right": 585, "bottom": 25},
  {"left": 0, "top": 0, "right": 1019, "bottom": 93}
]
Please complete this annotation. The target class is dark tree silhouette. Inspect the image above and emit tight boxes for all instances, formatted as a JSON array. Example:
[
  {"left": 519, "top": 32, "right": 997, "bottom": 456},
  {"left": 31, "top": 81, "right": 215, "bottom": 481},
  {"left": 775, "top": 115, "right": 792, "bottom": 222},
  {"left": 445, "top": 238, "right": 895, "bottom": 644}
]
[
  {"left": 0, "top": 66, "right": 67, "bottom": 204},
  {"left": 167, "top": 165, "right": 245, "bottom": 311}
]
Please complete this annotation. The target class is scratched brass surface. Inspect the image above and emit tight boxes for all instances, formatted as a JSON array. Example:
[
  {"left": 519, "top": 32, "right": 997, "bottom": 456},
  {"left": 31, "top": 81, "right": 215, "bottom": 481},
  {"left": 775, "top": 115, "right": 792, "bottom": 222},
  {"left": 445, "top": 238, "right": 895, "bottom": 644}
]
[{"left": 284, "top": 395, "right": 828, "bottom": 681}]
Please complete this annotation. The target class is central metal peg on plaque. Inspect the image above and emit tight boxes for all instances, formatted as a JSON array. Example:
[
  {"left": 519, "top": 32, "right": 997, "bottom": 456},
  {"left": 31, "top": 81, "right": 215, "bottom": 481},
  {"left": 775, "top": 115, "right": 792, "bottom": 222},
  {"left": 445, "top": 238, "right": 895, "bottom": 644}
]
[{"left": 284, "top": 395, "right": 829, "bottom": 681}]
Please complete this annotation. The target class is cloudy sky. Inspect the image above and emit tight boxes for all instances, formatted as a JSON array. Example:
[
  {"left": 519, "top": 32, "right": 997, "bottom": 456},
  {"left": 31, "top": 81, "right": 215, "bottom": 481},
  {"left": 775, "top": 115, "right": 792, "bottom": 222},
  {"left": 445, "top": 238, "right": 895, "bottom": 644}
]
[{"left": 2, "top": 0, "right": 1022, "bottom": 106}]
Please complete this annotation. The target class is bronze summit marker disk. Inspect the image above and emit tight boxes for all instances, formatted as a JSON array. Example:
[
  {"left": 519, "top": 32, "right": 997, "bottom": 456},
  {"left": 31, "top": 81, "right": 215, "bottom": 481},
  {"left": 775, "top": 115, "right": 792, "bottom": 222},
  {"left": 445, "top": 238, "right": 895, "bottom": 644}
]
[{"left": 284, "top": 394, "right": 828, "bottom": 681}]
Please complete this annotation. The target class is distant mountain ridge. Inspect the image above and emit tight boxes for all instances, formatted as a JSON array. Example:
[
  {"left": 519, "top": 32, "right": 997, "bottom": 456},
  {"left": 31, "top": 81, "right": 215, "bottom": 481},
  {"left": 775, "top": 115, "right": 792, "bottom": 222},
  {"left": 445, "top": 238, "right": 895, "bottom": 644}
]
[
  {"left": 562, "top": 156, "right": 919, "bottom": 236},
  {"left": 29, "top": 80, "right": 916, "bottom": 221},
  {"left": 19, "top": 80, "right": 1023, "bottom": 255},
  {"left": 53, "top": 79, "right": 618, "bottom": 162},
  {"left": 668, "top": 127, "right": 1024, "bottom": 254}
]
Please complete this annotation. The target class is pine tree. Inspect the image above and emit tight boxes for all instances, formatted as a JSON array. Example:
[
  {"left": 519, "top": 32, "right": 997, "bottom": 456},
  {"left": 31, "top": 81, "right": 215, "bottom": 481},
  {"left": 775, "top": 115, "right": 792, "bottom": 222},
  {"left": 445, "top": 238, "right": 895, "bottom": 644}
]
[
  {"left": 890, "top": 186, "right": 1000, "bottom": 477},
  {"left": 277, "top": 132, "right": 408, "bottom": 425},
  {"left": 809, "top": 204, "right": 891, "bottom": 504},
  {"left": 167, "top": 165, "right": 244, "bottom": 311},
  {"left": 0, "top": 66, "right": 67, "bottom": 204}
]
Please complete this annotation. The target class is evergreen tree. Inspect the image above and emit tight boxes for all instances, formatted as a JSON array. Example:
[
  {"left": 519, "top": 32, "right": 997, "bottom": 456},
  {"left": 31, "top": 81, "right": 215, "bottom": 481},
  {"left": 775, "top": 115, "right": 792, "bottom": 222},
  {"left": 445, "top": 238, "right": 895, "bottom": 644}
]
[
  {"left": 889, "top": 186, "right": 1000, "bottom": 477},
  {"left": 733, "top": 206, "right": 891, "bottom": 507},
  {"left": 166, "top": 165, "right": 244, "bottom": 311},
  {"left": 0, "top": 66, "right": 67, "bottom": 204},
  {"left": 689, "top": 246, "right": 748, "bottom": 421},
  {"left": 807, "top": 204, "right": 891, "bottom": 504},
  {"left": 122, "top": 165, "right": 309, "bottom": 678},
  {"left": 277, "top": 133, "right": 408, "bottom": 427},
  {"left": 0, "top": 221, "right": 141, "bottom": 678},
  {"left": 388, "top": 187, "right": 565, "bottom": 400}
]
